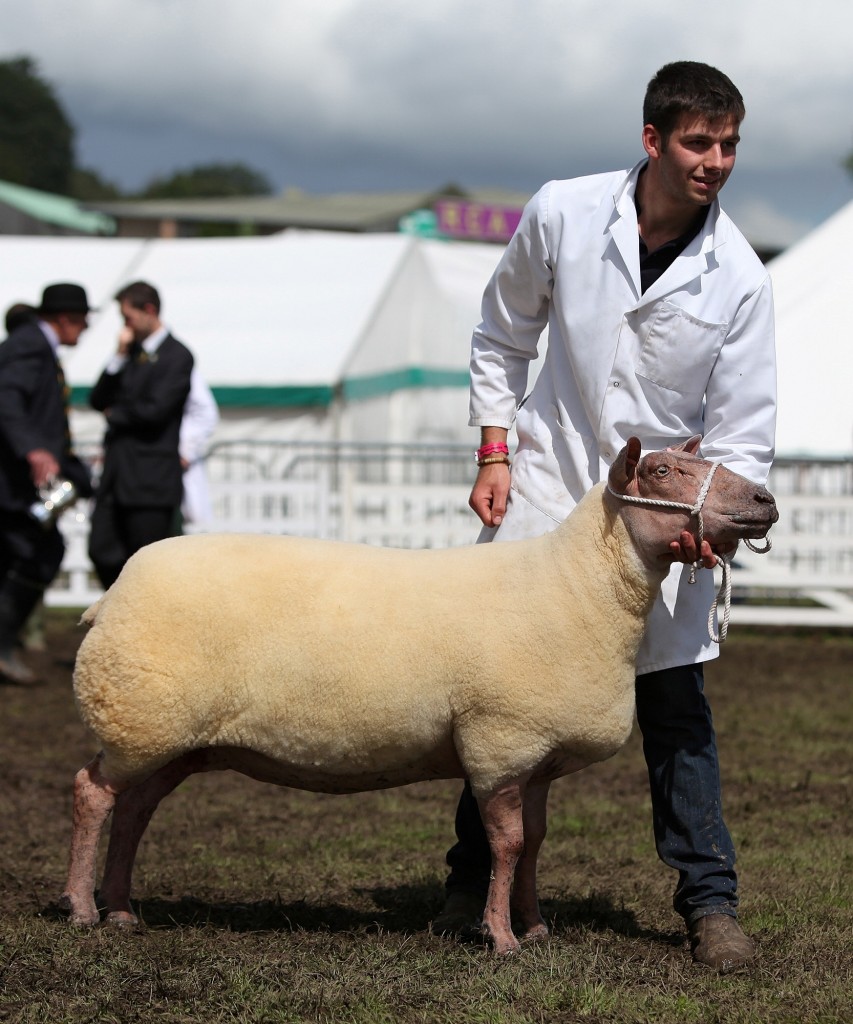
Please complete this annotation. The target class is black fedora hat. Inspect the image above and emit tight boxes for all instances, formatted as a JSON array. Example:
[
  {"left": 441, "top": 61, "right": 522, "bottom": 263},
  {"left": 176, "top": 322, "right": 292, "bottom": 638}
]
[{"left": 38, "top": 282, "right": 95, "bottom": 315}]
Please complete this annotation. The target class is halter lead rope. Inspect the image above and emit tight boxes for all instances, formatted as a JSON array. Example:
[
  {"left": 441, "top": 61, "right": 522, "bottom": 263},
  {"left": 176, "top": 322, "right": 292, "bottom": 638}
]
[{"left": 607, "top": 461, "right": 771, "bottom": 644}]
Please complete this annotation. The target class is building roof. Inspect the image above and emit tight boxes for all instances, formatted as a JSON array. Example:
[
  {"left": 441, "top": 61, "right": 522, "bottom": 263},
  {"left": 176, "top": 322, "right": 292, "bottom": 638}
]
[
  {"left": 0, "top": 179, "right": 115, "bottom": 235},
  {"left": 85, "top": 186, "right": 535, "bottom": 235}
]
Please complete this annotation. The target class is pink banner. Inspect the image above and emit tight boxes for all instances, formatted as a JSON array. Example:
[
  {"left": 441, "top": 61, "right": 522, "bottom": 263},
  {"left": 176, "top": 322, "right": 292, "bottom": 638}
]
[{"left": 435, "top": 200, "right": 522, "bottom": 242}]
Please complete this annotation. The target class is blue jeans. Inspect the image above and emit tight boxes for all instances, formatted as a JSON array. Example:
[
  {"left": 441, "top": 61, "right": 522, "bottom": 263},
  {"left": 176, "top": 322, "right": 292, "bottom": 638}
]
[{"left": 444, "top": 663, "right": 738, "bottom": 925}]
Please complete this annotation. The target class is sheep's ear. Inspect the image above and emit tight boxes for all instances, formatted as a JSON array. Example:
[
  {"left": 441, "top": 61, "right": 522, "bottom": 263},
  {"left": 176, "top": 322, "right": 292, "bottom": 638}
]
[
  {"left": 625, "top": 436, "right": 642, "bottom": 473},
  {"left": 667, "top": 434, "right": 702, "bottom": 455},
  {"left": 608, "top": 436, "right": 642, "bottom": 493}
]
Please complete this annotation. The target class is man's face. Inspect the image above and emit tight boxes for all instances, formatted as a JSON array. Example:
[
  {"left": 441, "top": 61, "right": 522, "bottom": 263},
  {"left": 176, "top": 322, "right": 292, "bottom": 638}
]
[
  {"left": 55, "top": 312, "right": 88, "bottom": 347},
  {"left": 644, "top": 113, "right": 740, "bottom": 209},
  {"left": 119, "top": 300, "right": 159, "bottom": 342}
]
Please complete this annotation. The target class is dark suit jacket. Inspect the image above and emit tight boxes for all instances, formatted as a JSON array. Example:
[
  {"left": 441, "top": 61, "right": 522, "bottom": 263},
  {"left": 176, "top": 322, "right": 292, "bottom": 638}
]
[
  {"left": 0, "top": 322, "right": 91, "bottom": 512},
  {"left": 90, "top": 333, "right": 194, "bottom": 507}
]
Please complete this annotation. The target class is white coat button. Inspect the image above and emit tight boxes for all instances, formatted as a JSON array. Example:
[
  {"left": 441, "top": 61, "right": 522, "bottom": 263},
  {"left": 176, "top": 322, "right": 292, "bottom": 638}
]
[{"left": 612, "top": 380, "right": 621, "bottom": 387}]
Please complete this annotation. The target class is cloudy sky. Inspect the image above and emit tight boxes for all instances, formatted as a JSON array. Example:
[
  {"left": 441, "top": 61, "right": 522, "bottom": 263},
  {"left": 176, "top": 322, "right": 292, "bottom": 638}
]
[{"left": 4, "top": 0, "right": 852, "bottom": 247}]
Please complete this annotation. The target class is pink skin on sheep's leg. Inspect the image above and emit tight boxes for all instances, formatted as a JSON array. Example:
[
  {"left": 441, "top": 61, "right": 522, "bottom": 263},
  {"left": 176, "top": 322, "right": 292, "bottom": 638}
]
[
  {"left": 98, "top": 755, "right": 199, "bottom": 926},
  {"left": 510, "top": 779, "right": 551, "bottom": 942},
  {"left": 60, "top": 755, "right": 125, "bottom": 926},
  {"left": 478, "top": 781, "right": 529, "bottom": 954}
]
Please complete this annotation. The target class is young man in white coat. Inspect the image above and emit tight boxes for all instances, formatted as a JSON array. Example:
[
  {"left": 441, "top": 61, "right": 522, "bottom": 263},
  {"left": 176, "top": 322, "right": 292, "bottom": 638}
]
[{"left": 435, "top": 61, "right": 776, "bottom": 971}]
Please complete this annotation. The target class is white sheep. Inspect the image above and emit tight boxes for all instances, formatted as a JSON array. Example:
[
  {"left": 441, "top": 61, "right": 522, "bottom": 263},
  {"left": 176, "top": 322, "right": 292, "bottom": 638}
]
[{"left": 60, "top": 436, "right": 777, "bottom": 954}]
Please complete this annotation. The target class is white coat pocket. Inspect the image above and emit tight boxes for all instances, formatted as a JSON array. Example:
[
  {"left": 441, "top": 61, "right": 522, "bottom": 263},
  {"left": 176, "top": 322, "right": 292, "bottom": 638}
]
[
  {"left": 635, "top": 301, "right": 727, "bottom": 394},
  {"left": 511, "top": 413, "right": 597, "bottom": 522}
]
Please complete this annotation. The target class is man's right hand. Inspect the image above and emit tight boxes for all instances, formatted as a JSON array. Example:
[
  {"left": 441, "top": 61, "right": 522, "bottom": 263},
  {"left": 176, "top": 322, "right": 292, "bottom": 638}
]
[
  {"left": 26, "top": 449, "right": 60, "bottom": 489},
  {"left": 117, "top": 325, "right": 135, "bottom": 356},
  {"left": 469, "top": 463, "right": 511, "bottom": 528}
]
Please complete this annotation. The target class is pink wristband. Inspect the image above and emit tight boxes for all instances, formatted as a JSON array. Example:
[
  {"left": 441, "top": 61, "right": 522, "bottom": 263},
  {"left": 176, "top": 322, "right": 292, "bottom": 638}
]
[{"left": 474, "top": 442, "right": 509, "bottom": 462}]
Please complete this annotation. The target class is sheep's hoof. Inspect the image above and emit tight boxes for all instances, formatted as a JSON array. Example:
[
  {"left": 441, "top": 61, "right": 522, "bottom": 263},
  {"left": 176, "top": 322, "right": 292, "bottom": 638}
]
[
  {"left": 492, "top": 938, "right": 522, "bottom": 956},
  {"left": 483, "top": 924, "right": 521, "bottom": 956},
  {"left": 58, "top": 894, "right": 100, "bottom": 928},
  {"left": 105, "top": 910, "right": 139, "bottom": 929},
  {"left": 520, "top": 923, "right": 550, "bottom": 943}
]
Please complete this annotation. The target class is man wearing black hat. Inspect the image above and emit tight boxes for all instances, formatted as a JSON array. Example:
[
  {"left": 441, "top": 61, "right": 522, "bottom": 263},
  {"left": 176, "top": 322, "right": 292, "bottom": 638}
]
[{"left": 0, "top": 282, "right": 94, "bottom": 684}]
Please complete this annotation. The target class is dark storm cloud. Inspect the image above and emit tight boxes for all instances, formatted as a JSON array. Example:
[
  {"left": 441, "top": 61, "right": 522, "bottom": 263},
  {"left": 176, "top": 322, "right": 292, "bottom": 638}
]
[{"left": 2, "top": 0, "right": 851, "bottom": 245}]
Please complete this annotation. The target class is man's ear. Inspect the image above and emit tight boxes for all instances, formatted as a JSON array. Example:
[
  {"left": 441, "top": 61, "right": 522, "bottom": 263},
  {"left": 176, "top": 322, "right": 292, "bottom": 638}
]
[{"left": 642, "top": 123, "right": 663, "bottom": 159}]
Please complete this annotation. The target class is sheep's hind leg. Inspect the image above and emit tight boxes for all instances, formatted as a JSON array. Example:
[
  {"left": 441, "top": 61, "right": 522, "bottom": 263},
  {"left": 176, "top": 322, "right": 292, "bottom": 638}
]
[
  {"left": 60, "top": 754, "right": 125, "bottom": 926},
  {"left": 478, "top": 781, "right": 527, "bottom": 955},
  {"left": 511, "top": 779, "right": 550, "bottom": 942},
  {"left": 99, "top": 752, "right": 205, "bottom": 927}
]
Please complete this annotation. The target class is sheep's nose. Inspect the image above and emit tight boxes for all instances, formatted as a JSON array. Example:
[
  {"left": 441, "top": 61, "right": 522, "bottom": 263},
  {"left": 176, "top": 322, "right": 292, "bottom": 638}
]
[{"left": 756, "top": 486, "right": 779, "bottom": 522}]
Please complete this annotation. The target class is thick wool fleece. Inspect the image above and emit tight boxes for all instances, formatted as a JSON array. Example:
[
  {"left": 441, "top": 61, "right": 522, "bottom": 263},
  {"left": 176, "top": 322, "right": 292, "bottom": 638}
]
[{"left": 73, "top": 484, "right": 662, "bottom": 797}]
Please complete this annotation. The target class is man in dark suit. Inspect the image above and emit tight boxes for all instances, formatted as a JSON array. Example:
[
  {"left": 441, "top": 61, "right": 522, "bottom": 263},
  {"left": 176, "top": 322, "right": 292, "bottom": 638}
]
[
  {"left": 0, "top": 283, "right": 94, "bottom": 684},
  {"left": 88, "top": 280, "right": 194, "bottom": 589}
]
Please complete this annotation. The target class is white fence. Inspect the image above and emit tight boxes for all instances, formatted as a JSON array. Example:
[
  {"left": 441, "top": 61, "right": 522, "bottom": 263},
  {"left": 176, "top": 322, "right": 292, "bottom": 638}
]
[
  {"left": 46, "top": 442, "right": 853, "bottom": 627},
  {"left": 724, "top": 457, "right": 853, "bottom": 626},
  {"left": 46, "top": 441, "right": 478, "bottom": 610}
]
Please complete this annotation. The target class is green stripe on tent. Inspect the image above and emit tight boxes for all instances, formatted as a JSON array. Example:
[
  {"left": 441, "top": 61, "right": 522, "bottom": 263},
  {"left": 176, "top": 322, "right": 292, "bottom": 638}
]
[
  {"left": 69, "top": 387, "right": 93, "bottom": 407},
  {"left": 69, "top": 384, "right": 335, "bottom": 408},
  {"left": 210, "top": 386, "right": 336, "bottom": 407},
  {"left": 342, "top": 367, "right": 470, "bottom": 400},
  {"left": 68, "top": 368, "right": 468, "bottom": 410}
]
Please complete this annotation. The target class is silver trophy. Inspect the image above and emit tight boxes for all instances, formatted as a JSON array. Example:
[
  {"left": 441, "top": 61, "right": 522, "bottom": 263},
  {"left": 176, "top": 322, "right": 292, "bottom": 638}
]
[{"left": 29, "top": 477, "right": 79, "bottom": 528}]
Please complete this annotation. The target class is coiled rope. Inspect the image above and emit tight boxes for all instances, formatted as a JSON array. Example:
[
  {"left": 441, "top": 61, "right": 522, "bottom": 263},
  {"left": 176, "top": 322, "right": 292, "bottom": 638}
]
[{"left": 607, "top": 462, "right": 771, "bottom": 644}]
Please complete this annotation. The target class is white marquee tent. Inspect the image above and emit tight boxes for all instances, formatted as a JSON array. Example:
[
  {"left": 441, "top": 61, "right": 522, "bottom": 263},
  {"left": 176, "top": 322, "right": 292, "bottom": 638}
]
[
  {"left": 0, "top": 231, "right": 508, "bottom": 451},
  {"left": 1, "top": 215, "right": 851, "bottom": 459},
  {"left": 767, "top": 198, "right": 853, "bottom": 459}
]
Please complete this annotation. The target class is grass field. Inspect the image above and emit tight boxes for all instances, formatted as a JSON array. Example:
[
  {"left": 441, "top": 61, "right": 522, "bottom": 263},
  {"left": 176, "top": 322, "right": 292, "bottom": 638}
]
[{"left": 0, "top": 611, "right": 850, "bottom": 1023}]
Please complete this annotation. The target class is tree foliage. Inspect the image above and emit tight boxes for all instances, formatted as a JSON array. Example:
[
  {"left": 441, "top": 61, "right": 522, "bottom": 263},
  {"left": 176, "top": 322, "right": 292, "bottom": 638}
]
[
  {"left": 70, "top": 166, "right": 123, "bottom": 201},
  {"left": 0, "top": 55, "right": 274, "bottom": 207},
  {"left": 0, "top": 56, "right": 75, "bottom": 194},
  {"left": 138, "top": 162, "right": 273, "bottom": 199}
]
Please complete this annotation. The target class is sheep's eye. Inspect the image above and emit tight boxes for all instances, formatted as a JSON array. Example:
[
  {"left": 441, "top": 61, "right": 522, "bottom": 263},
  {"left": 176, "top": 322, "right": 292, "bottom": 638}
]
[{"left": 655, "top": 466, "right": 670, "bottom": 477}]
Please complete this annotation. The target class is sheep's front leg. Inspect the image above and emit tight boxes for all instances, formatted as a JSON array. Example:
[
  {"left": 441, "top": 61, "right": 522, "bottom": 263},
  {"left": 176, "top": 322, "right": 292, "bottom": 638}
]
[
  {"left": 511, "top": 779, "right": 550, "bottom": 942},
  {"left": 99, "top": 754, "right": 200, "bottom": 926},
  {"left": 59, "top": 754, "right": 125, "bottom": 926},
  {"left": 478, "top": 782, "right": 526, "bottom": 955}
]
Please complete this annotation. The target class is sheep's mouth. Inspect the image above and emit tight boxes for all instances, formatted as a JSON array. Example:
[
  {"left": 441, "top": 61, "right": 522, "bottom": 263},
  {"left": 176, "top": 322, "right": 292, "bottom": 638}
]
[
  {"left": 728, "top": 510, "right": 779, "bottom": 527},
  {"left": 726, "top": 511, "right": 778, "bottom": 536}
]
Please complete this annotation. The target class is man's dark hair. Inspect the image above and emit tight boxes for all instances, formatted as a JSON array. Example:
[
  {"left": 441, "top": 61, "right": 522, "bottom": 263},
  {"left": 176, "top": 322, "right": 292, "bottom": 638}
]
[
  {"left": 643, "top": 62, "right": 745, "bottom": 145},
  {"left": 4, "top": 302, "right": 36, "bottom": 334},
  {"left": 114, "top": 280, "right": 161, "bottom": 313}
]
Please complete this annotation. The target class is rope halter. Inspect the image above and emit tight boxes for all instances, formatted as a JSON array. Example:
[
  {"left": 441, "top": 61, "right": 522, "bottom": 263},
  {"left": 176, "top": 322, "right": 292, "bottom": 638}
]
[{"left": 607, "top": 460, "right": 771, "bottom": 644}]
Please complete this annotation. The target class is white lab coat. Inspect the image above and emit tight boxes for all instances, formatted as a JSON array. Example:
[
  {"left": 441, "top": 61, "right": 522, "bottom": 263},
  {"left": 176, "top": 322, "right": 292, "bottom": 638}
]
[
  {"left": 469, "top": 162, "right": 777, "bottom": 673},
  {"left": 180, "top": 369, "right": 219, "bottom": 525}
]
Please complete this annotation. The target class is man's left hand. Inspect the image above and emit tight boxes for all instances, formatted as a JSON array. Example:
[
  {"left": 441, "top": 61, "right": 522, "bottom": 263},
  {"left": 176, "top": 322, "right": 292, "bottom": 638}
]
[{"left": 670, "top": 530, "right": 737, "bottom": 568}]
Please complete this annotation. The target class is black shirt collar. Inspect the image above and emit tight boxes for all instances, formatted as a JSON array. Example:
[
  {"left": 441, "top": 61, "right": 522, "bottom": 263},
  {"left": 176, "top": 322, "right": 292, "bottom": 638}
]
[{"left": 635, "top": 199, "right": 707, "bottom": 294}]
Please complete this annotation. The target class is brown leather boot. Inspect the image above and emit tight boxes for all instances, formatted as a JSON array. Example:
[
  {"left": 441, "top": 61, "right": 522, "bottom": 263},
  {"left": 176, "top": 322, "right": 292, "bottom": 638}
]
[
  {"left": 0, "top": 648, "right": 37, "bottom": 685},
  {"left": 689, "top": 913, "right": 756, "bottom": 972},
  {"left": 431, "top": 890, "right": 485, "bottom": 936}
]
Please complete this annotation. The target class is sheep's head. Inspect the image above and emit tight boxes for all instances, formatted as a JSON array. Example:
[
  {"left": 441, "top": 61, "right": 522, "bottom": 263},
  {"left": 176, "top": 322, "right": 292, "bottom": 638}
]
[{"left": 605, "top": 436, "right": 778, "bottom": 570}]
